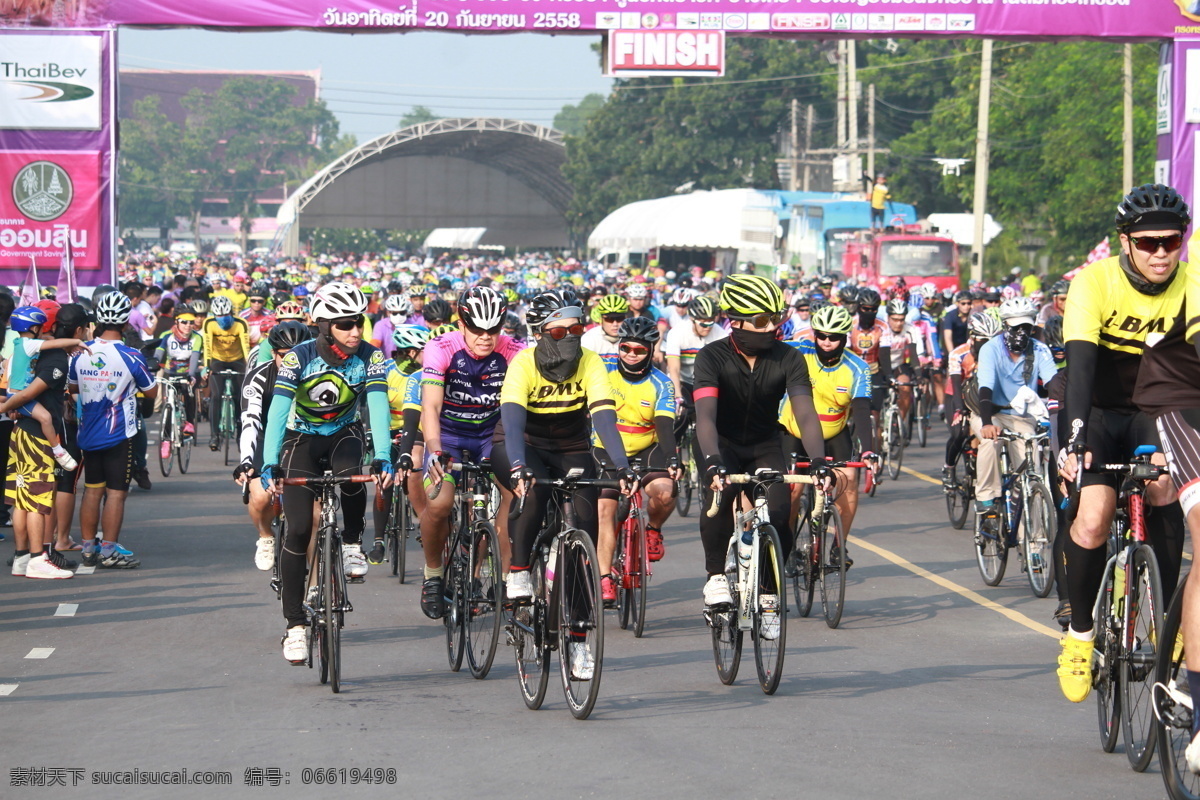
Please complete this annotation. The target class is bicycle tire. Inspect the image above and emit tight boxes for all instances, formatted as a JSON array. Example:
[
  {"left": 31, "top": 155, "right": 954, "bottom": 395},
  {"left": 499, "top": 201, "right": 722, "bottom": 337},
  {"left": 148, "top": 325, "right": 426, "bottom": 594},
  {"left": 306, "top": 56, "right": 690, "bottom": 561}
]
[
  {"left": 466, "top": 521, "right": 502, "bottom": 679},
  {"left": 974, "top": 512, "right": 1008, "bottom": 586},
  {"left": 514, "top": 553, "right": 551, "bottom": 710},
  {"left": 177, "top": 407, "right": 193, "bottom": 474},
  {"left": 444, "top": 530, "right": 466, "bottom": 673},
  {"left": 1121, "top": 543, "right": 1164, "bottom": 771},
  {"left": 887, "top": 410, "right": 904, "bottom": 480},
  {"left": 676, "top": 437, "right": 694, "bottom": 516},
  {"left": 945, "top": 463, "right": 969, "bottom": 529},
  {"left": 618, "top": 505, "right": 650, "bottom": 638},
  {"left": 819, "top": 506, "right": 848, "bottom": 629},
  {"left": 558, "top": 528, "right": 604, "bottom": 719},
  {"left": 615, "top": 519, "right": 631, "bottom": 631},
  {"left": 1022, "top": 480, "right": 1055, "bottom": 598},
  {"left": 752, "top": 525, "right": 787, "bottom": 695},
  {"left": 158, "top": 408, "right": 174, "bottom": 477},
  {"left": 326, "top": 533, "right": 344, "bottom": 694},
  {"left": 916, "top": 385, "right": 930, "bottom": 448},
  {"left": 1095, "top": 560, "right": 1122, "bottom": 753},
  {"left": 711, "top": 541, "right": 743, "bottom": 685},
  {"left": 313, "top": 530, "right": 329, "bottom": 685},
  {"left": 1155, "top": 588, "right": 1200, "bottom": 800},
  {"left": 792, "top": 521, "right": 815, "bottom": 619}
]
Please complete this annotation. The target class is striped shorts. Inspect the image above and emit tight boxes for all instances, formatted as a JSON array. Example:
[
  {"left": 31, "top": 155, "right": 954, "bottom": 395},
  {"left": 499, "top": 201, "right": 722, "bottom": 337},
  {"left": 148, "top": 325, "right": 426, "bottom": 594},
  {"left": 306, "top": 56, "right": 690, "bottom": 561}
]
[
  {"left": 4, "top": 427, "right": 56, "bottom": 516},
  {"left": 1156, "top": 409, "right": 1200, "bottom": 517}
]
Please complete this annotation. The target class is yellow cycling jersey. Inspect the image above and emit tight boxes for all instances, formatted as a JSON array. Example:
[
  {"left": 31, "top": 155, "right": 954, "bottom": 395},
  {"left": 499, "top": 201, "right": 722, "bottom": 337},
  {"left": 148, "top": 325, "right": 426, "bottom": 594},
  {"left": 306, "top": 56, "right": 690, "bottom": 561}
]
[
  {"left": 779, "top": 339, "right": 871, "bottom": 440},
  {"left": 497, "top": 348, "right": 616, "bottom": 452},
  {"left": 591, "top": 363, "right": 675, "bottom": 456},
  {"left": 213, "top": 288, "right": 248, "bottom": 315},
  {"left": 387, "top": 362, "right": 419, "bottom": 431},
  {"left": 201, "top": 316, "right": 250, "bottom": 366}
]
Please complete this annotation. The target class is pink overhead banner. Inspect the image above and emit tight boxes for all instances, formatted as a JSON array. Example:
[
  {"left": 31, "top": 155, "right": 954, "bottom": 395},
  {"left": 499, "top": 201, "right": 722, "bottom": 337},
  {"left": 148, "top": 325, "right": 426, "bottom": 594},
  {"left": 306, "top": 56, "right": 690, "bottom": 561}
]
[{"left": 0, "top": 0, "right": 1196, "bottom": 38}]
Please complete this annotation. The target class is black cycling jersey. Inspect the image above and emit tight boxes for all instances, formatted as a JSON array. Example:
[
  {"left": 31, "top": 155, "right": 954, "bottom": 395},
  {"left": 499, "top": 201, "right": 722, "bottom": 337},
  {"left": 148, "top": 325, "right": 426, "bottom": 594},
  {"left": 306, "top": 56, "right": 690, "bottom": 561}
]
[{"left": 692, "top": 337, "right": 812, "bottom": 447}]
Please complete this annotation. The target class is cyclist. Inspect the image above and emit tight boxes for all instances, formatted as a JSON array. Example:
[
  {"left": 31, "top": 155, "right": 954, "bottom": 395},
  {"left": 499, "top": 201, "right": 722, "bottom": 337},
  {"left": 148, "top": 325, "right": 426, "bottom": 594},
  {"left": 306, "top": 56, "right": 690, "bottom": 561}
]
[
  {"left": 626, "top": 284, "right": 662, "bottom": 327},
  {"left": 201, "top": 294, "right": 250, "bottom": 452},
  {"left": 422, "top": 298, "right": 452, "bottom": 330},
  {"left": 664, "top": 287, "right": 695, "bottom": 329},
  {"left": 253, "top": 301, "right": 309, "bottom": 365},
  {"left": 1037, "top": 279, "right": 1070, "bottom": 326},
  {"left": 693, "top": 274, "right": 828, "bottom": 635},
  {"left": 418, "top": 286, "right": 522, "bottom": 619},
  {"left": 233, "top": 320, "right": 309, "bottom": 570},
  {"left": 370, "top": 293, "right": 413, "bottom": 361},
  {"left": 152, "top": 309, "right": 202, "bottom": 443},
  {"left": 492, "top": 289, "right": 633, "bottom": 680},
  {"left": 594, "top": 317, "right": 679, "bottom": 604},
  {"left": 780, "top": 293, "right": 814, "bottom": 342},
  {"left": 848, "top": 288, "right": 894, "bottom": 428},
  {"left": 884, "top": 297, "right": 923, "bottom": 424},
  {"left": 780, "top": 305, "right": 875, "bottom": 551},
  {"left": 943, "top": 312, "right": 1001, "bottom": 486},
  {"left": 663, "top": 296, "right": 727, "bottom": 437},
  {"left": 940, "top": 291, "right": 974, "bottom": 359},
  {"left": 971, "top": 297, "right": 1058, "bottom": 538},
  {"left": 240, "top": 283, "right": 276, "bottom": 347},
  {"left": 259, "top": 282, "right": 394, "bottom": 664},
  {"left": 1057, "top": 183, "right": 1188, "bottom": 702},
  {"left": 581, "top": 294, "right": 629, "bottom": 366}
]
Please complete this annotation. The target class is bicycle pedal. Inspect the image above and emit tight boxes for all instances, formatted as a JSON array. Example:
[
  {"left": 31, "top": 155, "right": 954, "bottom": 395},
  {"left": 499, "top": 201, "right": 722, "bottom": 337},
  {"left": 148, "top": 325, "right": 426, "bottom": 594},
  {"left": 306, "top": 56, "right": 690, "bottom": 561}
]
[{"left": 347, "top": 576, "right": 365, "bottom": 584}]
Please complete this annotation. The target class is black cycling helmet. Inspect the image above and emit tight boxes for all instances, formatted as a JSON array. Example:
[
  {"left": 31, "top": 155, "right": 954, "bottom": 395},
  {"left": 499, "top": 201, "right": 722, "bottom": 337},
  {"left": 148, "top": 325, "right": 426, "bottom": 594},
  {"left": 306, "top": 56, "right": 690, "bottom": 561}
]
[
  {"left": 838, "top": 285, "right": 859, "bottom": 305},
  {"left": 617, "top": 316, "right": 661, "bottom": 345},
  {"left": 1050, "top": 279, "right": 1070, "bottom": 297},
  {"left": 422, "top": 298, "right": 452, "bottom": 325},
  {"left": 687, "top": 295, "right": 718, "bottom": 320},
  {"left": 1043, "top": 314, "right": 1064, "bottom": 348},
  {"left": 954, "top": 290, "right": 972, "bottom": 303},
  {"left": 857, "top": 288, "right": 881, "bottom": 309},
  {"left": 268, "top": 320, "right": 309, "bottom": 350},
  {"left": 526, "top": 288, "right": 583, "bottom": 331},
  {"left": 1115, "top": 183, "right": 1191, "bottom": 234}
]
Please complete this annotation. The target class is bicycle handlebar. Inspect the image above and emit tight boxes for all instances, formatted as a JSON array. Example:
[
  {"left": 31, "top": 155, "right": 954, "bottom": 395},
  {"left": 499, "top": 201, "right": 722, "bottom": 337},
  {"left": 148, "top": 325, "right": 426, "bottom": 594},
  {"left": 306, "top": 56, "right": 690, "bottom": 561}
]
[
  {"left": 705, "top": 472, "right": 813, "bottom": 518},
  {"left": 794, "top": 460, "right": 867, "bottom": 469},
  {"left": 281, "top": 474, "right": 376, "bottom": 487}
]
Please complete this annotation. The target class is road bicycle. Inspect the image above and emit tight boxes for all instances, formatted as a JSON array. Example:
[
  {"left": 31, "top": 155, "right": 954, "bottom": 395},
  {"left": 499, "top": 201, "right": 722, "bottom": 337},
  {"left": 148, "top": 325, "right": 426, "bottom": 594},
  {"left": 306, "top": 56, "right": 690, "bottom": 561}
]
[
  {"left": 675, "top": 418, "right": 699, "bottom": 517},
  {"left": 156, "top": 375, "right": 194, "bottom": 477},
  {"left": 973, "top": 428, "right": 1055, "bottom": 597},
  {"left": 384, "top": 447, "right": 418, "bottom": 583},
  {"left": 1153, "top": 585, "right": 1197, "bottom": 800},
  {"left": 506, "top": 469, "right": 619, "bottom": 720},
  {"left": 943, "top": 426, "right": 976, "bottom": 530},
  {"left": 211, "top": 368, "right": 242, "bottom": 466},
  {"left": 878, "top": 382, "right": 905, "bottom": 481},
  {"left": 438, "top": 457, "right": 503, "bottom": 679},
  {"left": 705, "top": 469, "right": 808, "bottom": 695},
  {"left": 911, "top": 368, "right": 934, "bottom": 448},
  {"left": 1068, "top": 445, "right": 1167, "bottom": 772},
  {"left": 791, "top": 459, "right": 865, "bottom": 629},
  {"left": 612, "top": 463, "right": 655, "bottom": 638},
  {"left": 280, "top": 470, "right": 375, "bottom": 694}
]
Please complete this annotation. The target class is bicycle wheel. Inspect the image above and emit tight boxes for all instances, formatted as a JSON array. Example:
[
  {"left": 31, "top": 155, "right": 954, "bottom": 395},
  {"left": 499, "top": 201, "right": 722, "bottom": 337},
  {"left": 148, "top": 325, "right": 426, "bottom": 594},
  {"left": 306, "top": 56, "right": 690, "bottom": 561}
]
[
  {"left": 1095, "top": 559, "right": 1122, "bottom": 753},
  {"left": 752, "top": 525, "right": 787, "bottom": 695},
  {"left": 974, "top": 512, "right": 1008, "bottom": 586},
  {"left": 1021, "top": 481, "right": 1055, "bottom": 598},
  {"left": 158, "top": 408, "right": 174, "bottom": 477},
  {"left": 711, "top": 540, "right": 743, "bottom": 685},
  {"left": 326, "top": 534, "right": 344, "bottom": 694},
  {"left": 791, "top": 516, "right": 815, "bottom": 618},
  {"left": 444, "top": 531, "right": 466, "bottom": 672},
  {"left": 1156, "top": 588, "right": 1199, "bottom": 800},
  {"left": 177, "top": 408, "right": 193, "bottom": 474},
  {"left": 887, "top": 410, "right": 904, "bottom": 480},
  {"left": 312, "top": 531, "right": 329, "bottom": 685},
  {"left": 617, "top": 506, "right": 650, "bottom": 638},
  {"left": 676, "top": 438, "right": 694, "bottom": 517},
  {"left": 392, "top": 492, "right": 410, "bottom": 582},
  {"left": 221, "top": 399, "right": 233, "bottom": 466},
  {"left": 916, "top": 387, "right": 930, "bottom": 447},
  {"left": 945, "top": 464, "right": 970, "bottom": 530},
  {"left": 558, "top": 529, "right": 605, "bottom": 719},
  {"left": 514, "top": 555, "right": 551, "bottom": 710},
  {"left": 1121, "top": 543, "right": 1165, "bottom": 771},
  {"left": 819, "top": 507, "right": 848, "bottom": 629},
  {"left": 466, "top": 521, "right": 502, "bottom": 679}
]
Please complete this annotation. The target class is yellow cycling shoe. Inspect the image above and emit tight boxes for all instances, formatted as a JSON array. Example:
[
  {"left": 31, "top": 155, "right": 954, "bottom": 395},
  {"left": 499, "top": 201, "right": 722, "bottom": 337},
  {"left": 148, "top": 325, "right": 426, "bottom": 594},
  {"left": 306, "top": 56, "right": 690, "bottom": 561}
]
[{"left": 1057, "top": 634, "right": 1094, "bottom": 703}]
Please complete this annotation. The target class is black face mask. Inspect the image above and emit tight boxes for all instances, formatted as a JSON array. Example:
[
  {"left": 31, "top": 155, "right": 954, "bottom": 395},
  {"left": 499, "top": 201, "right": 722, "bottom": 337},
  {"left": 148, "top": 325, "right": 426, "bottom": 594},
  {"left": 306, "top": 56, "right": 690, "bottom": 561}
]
[
  {"left": 858, "top": 309, "right": 877, "bottom": 328},
  {"left": 1004, "top": 326, "right": 1031, "bottom": 354},
  {"left": 815, "top": 337, "right": 847, "bottom": 367},
  {"left": 535, "top": 333, "right": 583, "bottom": 382},
  {"left": 617, "top": 352, "right": 652, "bottom": 381},
  {"left": 730, "top": 326, "right": 776, "bottom": 357}
]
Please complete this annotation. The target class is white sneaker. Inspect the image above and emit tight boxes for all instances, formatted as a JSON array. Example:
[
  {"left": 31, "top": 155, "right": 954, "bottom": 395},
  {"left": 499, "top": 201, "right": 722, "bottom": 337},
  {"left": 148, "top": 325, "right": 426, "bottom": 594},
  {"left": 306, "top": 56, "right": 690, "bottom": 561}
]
[
  {"left": 569, "top": 641, "right": 595, "bottom": 680},
  {"left": 11, "top": 553, "right": 30, "bottom": 576},
  {"left": 1188, "top": 729, "right": 1200, "bottom": 775},
  {"left": 282, "top": 626, "right": 307, "bottom": 664},
  {"left": 507, "top": 569, "right": 533, "bottom": 601},
  {"left": 703, "top": 574, "right": 732, "bottom": 606},
  {"left": 759, "top": 594, "right": 781, "bottom": 641},
  {"left": 54, "top": 450, "right": 78, "bottom": 471},
  {"left": 25, "top": 553, "right": 73, "bottom": 580},
  {"left": 254, "top": 537, "right": 275, "bottom": 571},
  {"left": 342, "top": 543, "right": 367, "bottom": 578}
]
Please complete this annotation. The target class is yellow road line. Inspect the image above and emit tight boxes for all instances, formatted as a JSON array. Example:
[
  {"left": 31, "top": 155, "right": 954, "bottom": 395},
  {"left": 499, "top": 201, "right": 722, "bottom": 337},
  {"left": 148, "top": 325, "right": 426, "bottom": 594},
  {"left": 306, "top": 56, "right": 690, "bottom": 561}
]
[
  {"left": 899, "top": 465, "right": 942, "bottom": 486},
  {"left": 848, "top": 535, "right": 1063, "bottom": 639}
]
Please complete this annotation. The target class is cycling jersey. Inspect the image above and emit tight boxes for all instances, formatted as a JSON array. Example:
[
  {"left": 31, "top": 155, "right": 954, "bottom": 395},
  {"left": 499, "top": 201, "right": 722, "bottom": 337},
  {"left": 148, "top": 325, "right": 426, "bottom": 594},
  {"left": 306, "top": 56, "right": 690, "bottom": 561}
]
[
  {"left": 386, "top": 360, "right": 415, "bottom": 431},
  {"left": 849, "top": 320, "right": 893, "bottom": 375},
  {"left": 261, "top": 340, "right": 391, "bottom": 466},
  {"left": 201, "top": 316, "right": 250, "bottom": 367},
  {"left": 580, "top": 326, "right": 620, "bottom": 367},
  {"left": 69, "top": 339, "right": 156, "bottom": 452},
  {"left": 495, "top": 347, "right": 616, "bottom": 452},
  {"left": 1134, "top": 254, "right": 1200, "bottom": 417},
  {"left": 238, "top": 358, "right": 276, "bottom": 467},
  {"left": 947, "top": 343, "right": 976, "bottom": 381},
  {"left": 779, "top": 339, "right": 870, "bottom": 440},
  {"left": 420, "top": 331, "right": 524, "bottom": 438},
  {"left": 156, "top": 331, "right": 202, "bottom": 377},
  {"left": 886, "top": 323, "right": 926, "bottom": 371},
  {"left": 590, "top": 363, "right": 675, "bottom": 456},
  {"left": 239, "top": 309, "right": 276, "bottom": 346},
  {"left": 662, "top": 323, "right": 728, "bottom": 386},
  {"left": 692, "top": 338, "right": 812, "bottom": 447},
  {"left": 914, "top": 312, "right": 941, "bottom": 361}
]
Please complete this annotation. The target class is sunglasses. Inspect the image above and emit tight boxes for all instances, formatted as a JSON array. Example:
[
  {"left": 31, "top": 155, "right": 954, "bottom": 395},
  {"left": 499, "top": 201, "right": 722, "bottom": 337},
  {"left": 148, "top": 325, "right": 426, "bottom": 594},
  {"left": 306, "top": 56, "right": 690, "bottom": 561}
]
[
  {"left": 695, "top": 319, "right": 716, "bottom": 328},
  {"left": 814, "top": 331, "right": 846, "bottom": 342},
  {"left": 544, "top": 323, "right": 585, "bottom": 340},
  {"left": 619, "top": 343, "right": 649, "bottom": 356},
  {"left": 734, "top": 312, "right": 783, "bottom": 329},
  {"left": 602, "top": 314, "right": 628, "bottom": 323},
  {"left": 859, "top": 306, "right": 878, "bottom": 314},
  {"left": 1129, "top": 234, "right": 1183, "bottom": 254},
  {"left": 250, "top": 297, "right": 265, "bottom": 303},
  {"left": 466, "top": 322, "right": 503, "bottom": 336},
  {"left": 177, "top": 320, "right": 194, "bottom": 326},
  {"left": 331, "top": 317, "right": 364, "bottom": 331}
]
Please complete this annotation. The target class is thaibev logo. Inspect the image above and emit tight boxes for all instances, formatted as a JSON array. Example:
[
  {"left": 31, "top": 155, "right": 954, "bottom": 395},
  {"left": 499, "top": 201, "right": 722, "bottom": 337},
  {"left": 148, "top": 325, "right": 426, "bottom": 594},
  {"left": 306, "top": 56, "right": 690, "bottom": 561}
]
[
  {"left": 0, "top": 34, "right": 103, "bottom": 131},
  {"left": 12, "top": 161, "right": 73, "bottom": 222},
  {"left": 0, "top": 60, "right": 94, "bottom": 103}
]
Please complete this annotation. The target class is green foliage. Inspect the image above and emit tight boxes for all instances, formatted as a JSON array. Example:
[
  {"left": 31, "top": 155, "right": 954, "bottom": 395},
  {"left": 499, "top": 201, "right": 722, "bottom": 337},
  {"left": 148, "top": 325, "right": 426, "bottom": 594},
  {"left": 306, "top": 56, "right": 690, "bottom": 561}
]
[
  {"left": 399, "top": 105, "right": 440, "bottom": 128},
  {"left": 304, "top": 228, "right": 430, "bottom": 253},
  {"left": 553, "top": 93, "right": 606, "bottom": 136}
]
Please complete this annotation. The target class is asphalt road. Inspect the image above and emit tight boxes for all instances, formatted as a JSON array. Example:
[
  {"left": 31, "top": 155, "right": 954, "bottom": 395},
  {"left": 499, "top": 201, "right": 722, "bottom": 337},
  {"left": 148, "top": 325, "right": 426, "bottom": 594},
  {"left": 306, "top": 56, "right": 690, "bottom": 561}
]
[{"left": 0, "top": 434, "right": 1178, "bottom": 800}]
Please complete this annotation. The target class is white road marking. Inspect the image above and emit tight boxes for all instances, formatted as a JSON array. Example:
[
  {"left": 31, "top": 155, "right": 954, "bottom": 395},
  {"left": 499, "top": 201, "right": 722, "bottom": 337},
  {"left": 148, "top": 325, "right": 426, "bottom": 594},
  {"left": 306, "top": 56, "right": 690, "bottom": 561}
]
[
  {"left": 54, "top": 604, "right": 78, "bottom": 617},
  {"left": 25, "top": 648, "right": 54, "bottom": 659},
  {"left": 0, "top": 684, "right": 17, "bottom": 696},
  {"left": 75, "top": 566, "right": 95, "bottom": 575}
]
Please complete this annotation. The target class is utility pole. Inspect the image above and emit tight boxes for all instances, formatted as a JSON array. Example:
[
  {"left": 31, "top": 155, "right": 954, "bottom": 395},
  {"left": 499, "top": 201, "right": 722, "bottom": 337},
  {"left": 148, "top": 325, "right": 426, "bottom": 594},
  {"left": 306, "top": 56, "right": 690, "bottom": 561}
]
[
  {"left": 848, "top": 40, "right": 859, "bottom": 185},
  {"left": 804, "top": 103, "right": 814, "bottom": 191},
  {"left": 790, "top": 98, "right": 800, "bottom": 191},
  {"left": 836, "top": 41, "right": 847, "bottom": 151},
  {"left": 867, "top": 83, "right": 876, "bottom": 181},
  {"left": 971, "top": 39, "right": 993, "bottom": 284},
  {"left": 1123, "top": 43, "right": 1134, "bottom": 191}
]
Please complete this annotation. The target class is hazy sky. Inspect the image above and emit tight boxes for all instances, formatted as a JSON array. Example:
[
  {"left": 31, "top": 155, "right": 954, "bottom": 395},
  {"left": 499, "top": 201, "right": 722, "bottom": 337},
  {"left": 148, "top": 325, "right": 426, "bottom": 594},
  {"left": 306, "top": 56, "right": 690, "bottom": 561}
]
[{"left": 117, "top": 29, "right": 614, "bottom": 143}]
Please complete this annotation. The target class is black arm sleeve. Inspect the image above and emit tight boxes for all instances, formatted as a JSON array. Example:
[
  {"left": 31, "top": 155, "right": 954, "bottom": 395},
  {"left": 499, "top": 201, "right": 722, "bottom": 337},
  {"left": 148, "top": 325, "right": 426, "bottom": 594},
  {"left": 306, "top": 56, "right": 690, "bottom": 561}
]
[
  {"left": 852, "top": 397, "right": 874, "bottom": 453},
  {"left": 592, "top": 408, "right": 630, "bottom": 471},
  {"left": 696, "top": 395, "right": 720, "bottom": 469},
  {"left": 878, "top": 346, "right": 893, "bottom": 381},
  {"left": 654, "top": 414, "right": 677, "bottom": 456},
  {"left": 950, "top": 374, "right": 964, "bottom": 415},
  {"left": 979, "top": 386, "right": 996, "bottom": 428},
  {"left": 499, "top": 403, "right": 528, "bottom": 470},
  {"left": 1063, "top": 340, "right": 1098, "bottom": 448},
  {"left": 397, "top": 407, "right": 421, "bottom": 457}
]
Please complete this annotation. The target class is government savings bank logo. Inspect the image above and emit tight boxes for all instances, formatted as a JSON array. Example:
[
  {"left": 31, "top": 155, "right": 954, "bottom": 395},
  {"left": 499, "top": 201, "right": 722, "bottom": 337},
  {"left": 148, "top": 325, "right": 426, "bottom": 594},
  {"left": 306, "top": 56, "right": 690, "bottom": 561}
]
[{"left": 12, "top": 161, "right": 72, "bottom": 222}]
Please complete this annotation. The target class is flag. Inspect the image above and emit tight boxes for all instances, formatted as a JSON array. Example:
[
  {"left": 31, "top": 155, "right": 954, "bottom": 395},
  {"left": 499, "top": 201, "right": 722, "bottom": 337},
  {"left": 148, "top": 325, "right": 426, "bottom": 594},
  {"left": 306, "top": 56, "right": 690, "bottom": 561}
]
[
  {"left": 1084, "top": 238, "right": 1110, "bottom": 265},
  {"left": 56, "top": 244, "right": 77, "bottom": 304},
  {"left": 17, "top": 258, "right": 40, "bottom": 306}
]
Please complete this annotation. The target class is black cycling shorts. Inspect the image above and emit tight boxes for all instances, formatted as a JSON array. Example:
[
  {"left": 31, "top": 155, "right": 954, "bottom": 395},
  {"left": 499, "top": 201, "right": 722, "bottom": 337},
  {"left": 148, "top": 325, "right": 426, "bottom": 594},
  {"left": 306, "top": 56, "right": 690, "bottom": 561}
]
[
  {"left": 593, "top": 443, "right": 670, "bottom": 502},
  {"left": 1081, "top": 407, "right": 1162, "bottom": 490},
  {"left": 82, "top": 439, "right": 134, "bottom": 492},
  {"left": 782, "top": 427, "right": 854, "bottom": 466}
]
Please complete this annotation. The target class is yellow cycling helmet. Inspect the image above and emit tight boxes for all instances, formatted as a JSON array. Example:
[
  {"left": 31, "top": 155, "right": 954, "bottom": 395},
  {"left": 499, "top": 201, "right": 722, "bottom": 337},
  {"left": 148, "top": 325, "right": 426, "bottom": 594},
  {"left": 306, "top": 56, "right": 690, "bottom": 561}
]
[
  {"left": 810, "top": 305, "right": 853, "bottom": 335},
  {"left": 720, "top": 274, "right": 784, "bottom": 319},
  {"left": 595, "top": 294, "right": 630, "bottom": 316}
]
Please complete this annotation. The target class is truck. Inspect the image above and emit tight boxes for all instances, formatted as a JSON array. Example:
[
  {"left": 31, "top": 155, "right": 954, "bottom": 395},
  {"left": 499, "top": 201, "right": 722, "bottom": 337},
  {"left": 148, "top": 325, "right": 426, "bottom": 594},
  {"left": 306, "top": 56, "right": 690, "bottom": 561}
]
[{"left": 840, "top": 225, "right": 960, "bottom": 293}]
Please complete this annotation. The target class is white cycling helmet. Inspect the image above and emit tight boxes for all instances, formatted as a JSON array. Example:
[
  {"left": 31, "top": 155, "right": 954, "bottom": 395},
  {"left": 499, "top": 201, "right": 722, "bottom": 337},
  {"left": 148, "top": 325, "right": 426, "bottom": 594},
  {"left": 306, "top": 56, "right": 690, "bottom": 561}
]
[
  {"left": 627, "top": 284, "right": 649, "bottom": 300},
  {"left": 210, "top": 295, "right": 233, "bottom": 316},
  {"left": 384, "top": 294, "right": 413, "bottom": 316},
  {"left": 94, "top": 291, "right": 133, "bottom": 325},
  {"left": 670, "top": 287, "right": 694, "bottom": 306},
  {"left": 310, "top": 281, "right": 368, "bottom": 322},
  {"left": 998, "top": 296, "right": 1037, "bottom": 327},
  {"left": 457, "top": 286, "right": 507, "bottom": 330},
  {"left": 392, "top": 324, "right": 431, "bottom": 351},
  {"left": 968, "top": 311, "right": 1003, "bottom": 339}
]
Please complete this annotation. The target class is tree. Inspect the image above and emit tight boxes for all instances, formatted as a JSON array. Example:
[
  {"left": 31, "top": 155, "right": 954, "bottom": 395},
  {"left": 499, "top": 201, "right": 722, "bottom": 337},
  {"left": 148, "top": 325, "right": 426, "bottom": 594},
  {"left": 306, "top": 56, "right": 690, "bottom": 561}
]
[
  {"left": 118, "top": 95, "right": 188, "bottom": 235},
  {"left": 553, "top": 93, "right": 606, "bottom": 136},
  {"left": 399, "top": 105, "right": 440, "bottom": 128}
]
